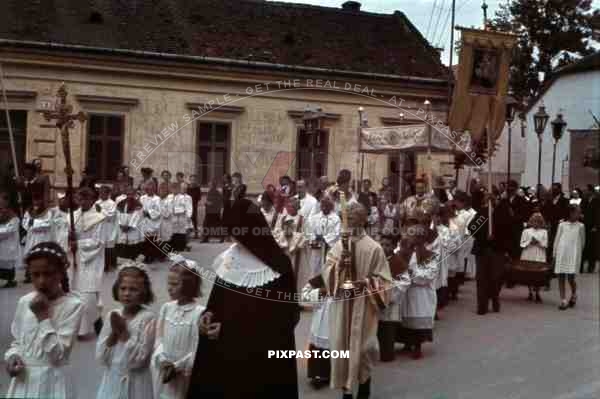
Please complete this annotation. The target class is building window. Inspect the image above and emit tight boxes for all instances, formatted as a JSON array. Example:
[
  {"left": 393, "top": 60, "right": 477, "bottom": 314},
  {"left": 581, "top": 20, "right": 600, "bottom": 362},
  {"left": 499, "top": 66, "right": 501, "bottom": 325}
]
[
  {"left": 197, "top": 122, "right": 230, "bottom": 186},
  {"left": 0, "top": 110, "right": 27, "bottom": 173},
  {"left": 86, "top": 114, "right": 124, "bottom": 181},
  {"left": 296, "top": 128, "right": 328, "bottom": 184}
]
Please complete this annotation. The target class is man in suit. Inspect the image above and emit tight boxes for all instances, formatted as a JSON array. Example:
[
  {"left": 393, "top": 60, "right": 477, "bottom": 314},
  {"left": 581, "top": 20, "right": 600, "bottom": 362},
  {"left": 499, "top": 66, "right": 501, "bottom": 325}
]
[
  {"left": 543, "top": 183, "right": 570, "bottom": 260},
  {"left": 583, "top": 186, "right": 600, "bottom": 273},
  {"left": 498, "top": 180, "right": 531, "bottom": 261}
]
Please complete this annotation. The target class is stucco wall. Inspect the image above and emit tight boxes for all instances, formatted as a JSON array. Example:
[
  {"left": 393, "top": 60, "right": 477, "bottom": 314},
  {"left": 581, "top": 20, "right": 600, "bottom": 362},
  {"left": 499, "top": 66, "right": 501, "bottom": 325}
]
[
  {"left": 522, "top": 70, "right": 600, "bottom": 189},
  {"left": 1, "top": 56, "right": 448, "bottom": 195}
]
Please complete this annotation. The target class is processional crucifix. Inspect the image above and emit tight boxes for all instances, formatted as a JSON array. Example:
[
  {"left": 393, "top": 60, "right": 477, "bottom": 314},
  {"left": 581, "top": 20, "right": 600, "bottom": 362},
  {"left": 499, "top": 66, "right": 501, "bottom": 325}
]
[{"left": 40, "top": 83, "right": 87, "bottom": 268}]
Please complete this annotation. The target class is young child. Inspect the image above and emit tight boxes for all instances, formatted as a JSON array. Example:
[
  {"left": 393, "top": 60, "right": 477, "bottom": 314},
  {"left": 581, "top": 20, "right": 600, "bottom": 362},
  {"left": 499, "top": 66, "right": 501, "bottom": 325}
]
[
  {"left": 553, "top": 205, "right": 585, "bottom": 310},
  {"left": 171, "top": 182, "right": 193, "bottom": 252},
  {"left": 22, "top": 188, "right": 55, "bottom": 268},
  {"left": 380, "top": 196, "right": 398, "bottom": 236},
  {"left": 260, "top": 190, "right": 278, "bottom": 230},
  {"left": 301, "top": 273, "right": 332, "bottom": 389},
  {"left": 4, "top": 242, "right": 83, "bottom": 399},
  {"left": 96, "top": 262, "right": 156, "bottom": 399},
  {"left": 0, "top": 192, "right": 20, "bottom": 288},
  {"left": 274, "top": 197, "right": 306, "bottom": 292},
  {"left": 71, "top": 187, "right": 106, "bottom": 339},
  {"left": 116, "top": 187, "right": 144, "bottom": 260},
  {"left": 158, "top": 182, "right": 174, "bottom": 260},
  {"left": 377, "top": 235, "right": 411, "bottom": 362},
  {"left": 433, "top": 206, "right": 460, "bottom": 313},
  {"left": 51, "top": 193, "right": 71, "bottom": 260},
  {"left": 152, "top": 254, "right": 204, "bottom": 399},
  {"left": 95, "top": 185, "right": 118, "bottom": 271},
  {"left": 140, "top": 181, "right": 162, "bottom": 263},
  {"left": 520, "top": 212, "right": 548, "bottom": 303},
  {"left": 399, "top": 214, "right": 439, "bottom": 360},
  {"left": 366, "top": 192, "right": 380, "bottom": 238}
]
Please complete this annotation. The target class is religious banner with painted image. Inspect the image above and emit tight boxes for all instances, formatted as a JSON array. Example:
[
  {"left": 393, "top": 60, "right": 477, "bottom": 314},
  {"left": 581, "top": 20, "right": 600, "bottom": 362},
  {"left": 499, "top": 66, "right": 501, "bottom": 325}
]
[
  {"left": 359, "top": 125, "right": 454, "bottom": 153},
  {"left": 449, "top": 27, "right": 517, "bottom": 146}
]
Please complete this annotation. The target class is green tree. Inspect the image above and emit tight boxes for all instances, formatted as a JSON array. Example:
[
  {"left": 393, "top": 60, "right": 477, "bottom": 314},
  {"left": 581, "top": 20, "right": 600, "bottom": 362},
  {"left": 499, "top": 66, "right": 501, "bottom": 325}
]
[{"left": 488, "top": 0, "right": 596, "bottom": 101}]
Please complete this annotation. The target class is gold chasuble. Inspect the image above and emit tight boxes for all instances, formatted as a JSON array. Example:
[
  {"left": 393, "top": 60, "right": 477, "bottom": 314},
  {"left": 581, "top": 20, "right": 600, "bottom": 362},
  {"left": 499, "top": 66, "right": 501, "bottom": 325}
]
[{"left": 322, "top": 233, "right": 392, "bottom": 394}]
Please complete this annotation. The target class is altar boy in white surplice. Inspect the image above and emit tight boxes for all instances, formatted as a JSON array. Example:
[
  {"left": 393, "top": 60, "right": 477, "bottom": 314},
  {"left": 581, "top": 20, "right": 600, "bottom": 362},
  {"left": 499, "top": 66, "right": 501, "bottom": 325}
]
[
  {"left": 95, "top": 185, "right": 118, "bottom": 271},
  {"left": 71, "top": 187, "right": 106, "bottom": 338}
]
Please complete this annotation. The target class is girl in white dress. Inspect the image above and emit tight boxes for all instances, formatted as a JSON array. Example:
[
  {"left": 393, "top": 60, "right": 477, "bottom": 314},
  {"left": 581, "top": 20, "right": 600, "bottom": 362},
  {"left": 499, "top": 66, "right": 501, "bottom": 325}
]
[
  {"left": 96, "top": 263, "right": 156, "bottom": 399},
  {"left": 152, "top": 255, "right": 204, "bottom": 399},
  {"left": 4, "top": 242, "right": 83, "bottom": 399},
  {"left": 553, "top": 206, "right": 585, "bottom": 310},
  {"left": 520, "top": 212, "right": 548, "bottom": 303}
]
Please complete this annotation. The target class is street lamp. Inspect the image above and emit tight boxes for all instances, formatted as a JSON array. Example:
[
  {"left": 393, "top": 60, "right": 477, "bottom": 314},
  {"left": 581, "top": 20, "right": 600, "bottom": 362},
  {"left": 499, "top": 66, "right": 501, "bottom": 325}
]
[
  {"left": 505, "top": 94, "right": 518, "bottom": 184},
  {"left": 533, "top": 104, "right": 549, "bottom": 195},
  {"left": 550, "top": 112, "right": 567, "bottom": 184}
]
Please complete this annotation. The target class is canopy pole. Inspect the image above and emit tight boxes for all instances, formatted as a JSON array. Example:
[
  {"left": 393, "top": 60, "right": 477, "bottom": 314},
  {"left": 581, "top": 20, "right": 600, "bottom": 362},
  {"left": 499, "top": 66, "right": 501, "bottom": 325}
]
[
  {"left": 398, "top": 152, "right": 404, "bottom": 201},
  {"left": 0, "top": 63, "right": 23, "bottom": 215},
  {"left": 487, "top": 125, "right": 493, "bottom": 236}
]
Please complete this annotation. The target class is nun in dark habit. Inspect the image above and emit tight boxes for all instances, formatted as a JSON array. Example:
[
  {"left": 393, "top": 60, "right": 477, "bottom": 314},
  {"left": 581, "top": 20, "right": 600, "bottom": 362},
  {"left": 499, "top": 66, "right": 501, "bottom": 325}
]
[{"left": 186, "top": 198, "right": 300, "bottom": 399}]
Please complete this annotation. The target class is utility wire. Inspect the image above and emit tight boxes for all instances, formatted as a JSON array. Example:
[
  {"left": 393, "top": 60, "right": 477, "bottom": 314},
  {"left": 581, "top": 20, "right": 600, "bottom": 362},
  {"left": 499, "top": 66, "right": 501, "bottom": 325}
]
[{"left": 425, "top": 0, "right": 438, "bottom": 40}]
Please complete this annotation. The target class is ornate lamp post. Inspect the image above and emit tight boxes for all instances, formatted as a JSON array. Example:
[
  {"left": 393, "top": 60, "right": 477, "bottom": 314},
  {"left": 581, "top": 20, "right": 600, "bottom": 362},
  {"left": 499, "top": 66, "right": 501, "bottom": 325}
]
[
  {"left": 505, "top": 94, "right": 518, "bottom": 184},
  {"left": 550, "top": 112, "right": 567, "bottom": 184},
  {"left": 533, "top": 104, "right": 549, "bottom": 197}
]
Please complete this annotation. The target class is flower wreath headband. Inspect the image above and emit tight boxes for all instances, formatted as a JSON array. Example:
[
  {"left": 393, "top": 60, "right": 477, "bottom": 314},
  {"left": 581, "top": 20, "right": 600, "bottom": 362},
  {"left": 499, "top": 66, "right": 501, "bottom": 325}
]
[
  {"left": 26, "top": 245, "right": 69, "bottom": 269},
  {"left": 168, "top": 253, "right": 201, "bottom": 275},
  {"left": 118, "top": 261, "right": 147, "bottom": 273}
]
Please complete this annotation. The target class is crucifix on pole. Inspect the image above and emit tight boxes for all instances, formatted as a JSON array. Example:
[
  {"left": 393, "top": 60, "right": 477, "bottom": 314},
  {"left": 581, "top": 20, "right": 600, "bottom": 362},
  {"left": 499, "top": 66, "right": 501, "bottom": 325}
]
[{"left": 40, "top": 83, "right": 86, "bottom": 269}]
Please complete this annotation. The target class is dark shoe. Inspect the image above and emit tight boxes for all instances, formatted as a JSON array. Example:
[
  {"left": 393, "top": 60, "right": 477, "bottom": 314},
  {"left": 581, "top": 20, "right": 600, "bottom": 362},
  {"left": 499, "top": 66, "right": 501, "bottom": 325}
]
[
  {"left": 477, "top": 309, "right": 487, "bottom": 315},
  {"left": 535, "top": 294, "right": 543, "bottom": 304},
  {"left": 342, "top": 393, "right": 353, "bottom": 399},
  {"left": 568, "top": 295, "right": 577, "bottom": 308},
  {"left": 411, "top": 347, "right": 423, "bottom": 360},
  {"left": 2, "top": 280, "right": 17, "bottom": 288},
  {"left": 310, "top": 378, "right": 329, "bottom": 390},
  {"left": 94, "top": 318, "right": 103, "bottom": 336},
  {"left": 558, "top": 301, "right": 568, "bottom": 311},
  {"left": 492, "top": 300, "right": 500, "bottom": 313},
  {"left": 527, "top": 292, "right": 534, "bottom": 301},
  {"left": 357, "top": 378, "right": 371, "bottom": 399}
]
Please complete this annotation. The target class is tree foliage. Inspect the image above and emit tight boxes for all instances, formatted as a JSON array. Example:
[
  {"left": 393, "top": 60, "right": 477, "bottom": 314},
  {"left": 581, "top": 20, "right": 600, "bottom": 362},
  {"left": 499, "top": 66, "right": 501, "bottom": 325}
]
[{"left": 488, "top": 0, "right": 597, "bottom": 102}]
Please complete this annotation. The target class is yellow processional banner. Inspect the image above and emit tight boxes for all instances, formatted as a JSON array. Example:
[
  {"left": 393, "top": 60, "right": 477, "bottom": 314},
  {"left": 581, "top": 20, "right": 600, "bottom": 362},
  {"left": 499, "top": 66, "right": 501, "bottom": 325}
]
[{"left": 449, "top": 27, "right": 518, "bottom": 145}]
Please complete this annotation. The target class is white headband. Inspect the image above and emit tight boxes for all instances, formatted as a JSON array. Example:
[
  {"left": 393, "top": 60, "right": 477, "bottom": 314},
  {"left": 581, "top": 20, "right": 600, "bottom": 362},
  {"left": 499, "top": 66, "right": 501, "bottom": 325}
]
[{"left": 118, "top": 261, "right": 147, "bottom": 273}]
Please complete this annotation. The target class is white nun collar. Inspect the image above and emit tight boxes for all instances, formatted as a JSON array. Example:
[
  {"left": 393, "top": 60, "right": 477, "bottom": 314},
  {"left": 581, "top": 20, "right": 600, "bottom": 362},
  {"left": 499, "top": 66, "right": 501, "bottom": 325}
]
[{"left": 213, "top": 241, "right": 281, "bottom": 288}]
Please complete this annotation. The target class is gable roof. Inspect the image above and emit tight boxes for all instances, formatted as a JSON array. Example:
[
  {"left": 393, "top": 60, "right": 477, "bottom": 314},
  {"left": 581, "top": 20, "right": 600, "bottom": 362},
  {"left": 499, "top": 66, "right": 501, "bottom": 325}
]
[
  {"left": 526, "top": 51, "right": 600, "bottom": 113},
  {"left": 0, "top": 0, "right": 447, "bottom": 79}
]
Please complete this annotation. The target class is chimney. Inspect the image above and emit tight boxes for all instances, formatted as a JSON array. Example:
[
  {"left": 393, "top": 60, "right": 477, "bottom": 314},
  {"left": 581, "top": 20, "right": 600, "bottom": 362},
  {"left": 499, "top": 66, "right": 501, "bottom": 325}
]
[{"left": 341, "top": 1, "right": 361, "bottom": 12}]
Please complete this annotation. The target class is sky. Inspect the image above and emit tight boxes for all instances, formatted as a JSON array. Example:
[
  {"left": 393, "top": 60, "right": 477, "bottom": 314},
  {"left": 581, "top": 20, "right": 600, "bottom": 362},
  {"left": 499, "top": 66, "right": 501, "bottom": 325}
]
[{"left": 275, "top": 0, "right": 600, "bottom": 66}]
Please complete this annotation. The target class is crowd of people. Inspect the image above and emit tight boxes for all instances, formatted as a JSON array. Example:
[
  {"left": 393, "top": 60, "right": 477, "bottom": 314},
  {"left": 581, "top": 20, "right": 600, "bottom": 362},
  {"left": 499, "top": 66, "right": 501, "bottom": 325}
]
[{"left": 1, "top": 161, "right": 599, "bottom": 399}]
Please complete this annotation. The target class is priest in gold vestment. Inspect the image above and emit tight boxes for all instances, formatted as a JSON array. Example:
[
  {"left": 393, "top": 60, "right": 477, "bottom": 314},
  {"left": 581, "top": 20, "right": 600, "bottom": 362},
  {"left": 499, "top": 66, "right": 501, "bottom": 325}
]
[{"left": 322, "top": 201, "right": 392, "bottom": 399}]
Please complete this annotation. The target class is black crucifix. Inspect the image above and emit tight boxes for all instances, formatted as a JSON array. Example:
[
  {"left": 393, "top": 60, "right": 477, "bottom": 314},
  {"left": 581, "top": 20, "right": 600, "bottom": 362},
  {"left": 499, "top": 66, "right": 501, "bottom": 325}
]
[{"left": 40, "top": 83, "right": 86, "bottom": 269}]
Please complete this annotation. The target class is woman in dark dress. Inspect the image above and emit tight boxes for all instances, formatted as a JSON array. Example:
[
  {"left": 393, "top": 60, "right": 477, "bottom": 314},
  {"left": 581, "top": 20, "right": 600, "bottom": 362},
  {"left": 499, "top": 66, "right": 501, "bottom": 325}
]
[{"left": 186, "top": 198, "right": 300, "bottom": 399}]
